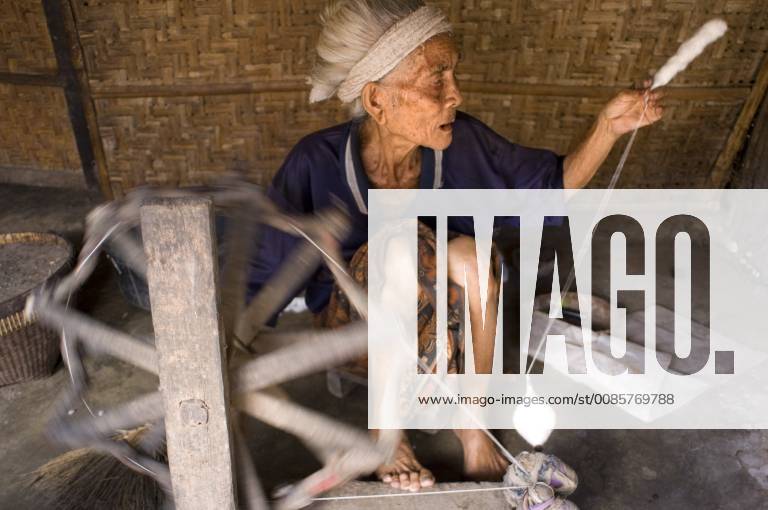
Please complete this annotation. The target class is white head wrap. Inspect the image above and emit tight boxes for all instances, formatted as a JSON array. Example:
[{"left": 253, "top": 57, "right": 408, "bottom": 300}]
[{"left": 310, "top": 5, "right": 452, "bottom": 104}]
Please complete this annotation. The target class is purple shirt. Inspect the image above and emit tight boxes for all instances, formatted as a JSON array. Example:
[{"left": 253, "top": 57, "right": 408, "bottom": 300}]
[{"left": 247, "top": 110, "right": 564, "bottom": 323}]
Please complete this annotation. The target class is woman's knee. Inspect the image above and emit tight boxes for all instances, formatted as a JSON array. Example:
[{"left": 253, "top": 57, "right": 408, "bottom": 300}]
[{"left": 447, "top": 235, "right": 500, "bottom": 288}]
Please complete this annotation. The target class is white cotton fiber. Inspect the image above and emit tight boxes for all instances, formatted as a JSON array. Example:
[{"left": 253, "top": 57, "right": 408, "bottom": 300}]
[{"left": 651, "top": 19, "right": 728, "bottom": 90}]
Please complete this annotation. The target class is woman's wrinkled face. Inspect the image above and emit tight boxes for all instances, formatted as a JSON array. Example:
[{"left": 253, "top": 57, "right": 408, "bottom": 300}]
[{"left": 376, "top": 33, "right": 463, "bottom": 150}]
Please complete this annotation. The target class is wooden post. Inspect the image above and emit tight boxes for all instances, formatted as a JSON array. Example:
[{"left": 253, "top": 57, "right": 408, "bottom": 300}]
[
  {"left": 141, "top": 197, "right": 237, "bottom": 510},
  {"left": 730, "top": 83, "right": 768, "bottom": 188},
  {"left": 43, "top": 0, "right": 112, "bottom": 197},
  {"left": 709, "top": 54, "right": 768, "bottom": 188}
]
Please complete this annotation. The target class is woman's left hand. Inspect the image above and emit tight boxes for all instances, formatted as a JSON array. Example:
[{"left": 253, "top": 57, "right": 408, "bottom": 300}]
[{"left": 599, "top": 80, "right": 664, "bottom": 138}]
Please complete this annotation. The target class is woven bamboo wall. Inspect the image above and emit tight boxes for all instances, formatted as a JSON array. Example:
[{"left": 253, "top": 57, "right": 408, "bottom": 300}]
[
  {"left": 447, "top": 0, "right": 767, "bottom": 87},
  {"left": 0, "top": 84, "right": 81, "bottom": 173},
  {"left": 4, "top": 0, "right": 768, "bottom": 193},
  {"left": 0, "top": 0, "right": 82, "bottom": 182},
  {"left": 0, "top": 0, "right": 57, "bottom": 73},
  {"left": 95, "top": 93, "right": 348, "bottom": 189}
]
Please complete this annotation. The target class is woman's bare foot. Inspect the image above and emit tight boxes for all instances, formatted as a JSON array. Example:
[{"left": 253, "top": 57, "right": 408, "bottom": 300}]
[
  {"left": 373, "top": 431, "right": 435, "bottom": 492},
  {"left": 454, "top": 429, "right": 510, "bottom": 481}
]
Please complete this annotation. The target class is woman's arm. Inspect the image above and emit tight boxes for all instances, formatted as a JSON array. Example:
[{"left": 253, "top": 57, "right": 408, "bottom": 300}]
[{"left": 563, "top": 85, "right": 664, "bottom": 189}]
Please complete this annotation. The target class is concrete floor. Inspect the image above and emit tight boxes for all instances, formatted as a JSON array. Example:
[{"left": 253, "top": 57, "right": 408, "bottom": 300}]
[{"left": 1, "top": 183, "right": 767, "bottom": 509}]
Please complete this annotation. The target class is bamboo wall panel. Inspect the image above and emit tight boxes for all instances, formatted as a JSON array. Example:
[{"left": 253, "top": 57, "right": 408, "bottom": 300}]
[
  {"left": 64, "top": 0, "right": 768, "bottom": 193},
  {"left": 0, "top": 0, "right": 58, "bottom": 74},
  {"left": 71, "top": 0, "right": 325, "bottom": 87},
  {"left": 0, "top": 0, "right": 82, "bottom": 188},
  {"left": 96, "top": 92, "right": 348, "bottom": 193},
  {"left": 0, "top": 84, "right": 81, "bottom": 174},
  {"left": 72, "top": 0, "right": 768, "bottom": 88},
  {"left": 440, "top": 0, "right": 768, "bottom": 88}
]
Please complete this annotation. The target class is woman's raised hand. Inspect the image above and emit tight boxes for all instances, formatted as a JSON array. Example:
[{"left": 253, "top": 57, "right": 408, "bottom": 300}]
[{"left": 599, "top": 79, "right": 664, "bottom": 138}]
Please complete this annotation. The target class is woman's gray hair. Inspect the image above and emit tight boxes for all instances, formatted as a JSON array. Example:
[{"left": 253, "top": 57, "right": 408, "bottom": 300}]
[{"left": 309, "top": 0, "right": 425, "bottom": 118}]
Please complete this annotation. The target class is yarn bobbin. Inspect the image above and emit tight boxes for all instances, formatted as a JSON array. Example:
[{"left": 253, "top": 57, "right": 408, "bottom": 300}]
[{"left": 502, "top": 451, "right": 579, "bottom": 509}]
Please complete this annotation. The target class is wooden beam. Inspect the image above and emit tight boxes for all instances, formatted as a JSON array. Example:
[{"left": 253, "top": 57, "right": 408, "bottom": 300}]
[
  {"left": 0, "top": 72, "right": 64, "bottom": 88},
  {"left": 89, "top": 80, "right": 750, "bottom": 101},
  {"left": 141, "top": 197, "right": 237, "bottom": 510},
  {"left": 42, "top": 0, "right": 111, "bottom": 197},
  {"left": 709, "top": 54, "right": 768, "bottom": 188},
  {"left": 0, "top": 165, "right": 86, "bottom": 189},
  {"left": 91, "top": 79, "right": 308, "bottom": 98},
  {"left": 460, "top": 82, "right": 750, "bottom": 101}
]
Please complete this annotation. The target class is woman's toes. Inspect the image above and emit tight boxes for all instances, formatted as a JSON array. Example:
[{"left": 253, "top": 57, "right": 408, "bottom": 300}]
[
  {"left": 409, "top": 471, "right": 421, "bottom": 491},
  {"left": 420, "top": 469, "right": 435, "bottom": 487},
  {"left": 374, "top": 433, "right": 434, "bottom": 491},
  {"left": 378, "top": 466, "right": 435, "bottom": 492}
]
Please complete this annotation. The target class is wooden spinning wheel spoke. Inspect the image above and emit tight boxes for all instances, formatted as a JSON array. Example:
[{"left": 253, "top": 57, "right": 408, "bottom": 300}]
[
  {"left": 32, "top": 296, "right": 159, "bottom": 374},
  {"left": 235, "top": 240, "right": 324, "bottom": 346},
  {"left": 25, "top": 182, "right": 395, "bottom": 510}
]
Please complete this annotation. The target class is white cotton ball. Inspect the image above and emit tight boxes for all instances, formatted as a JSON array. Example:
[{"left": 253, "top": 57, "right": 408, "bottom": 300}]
[
  {"left": 651, "top": 19, "right": 728, "bottom": 90},
  {"left": 513, "top": 386, "right": 556, "bottom": 447}
]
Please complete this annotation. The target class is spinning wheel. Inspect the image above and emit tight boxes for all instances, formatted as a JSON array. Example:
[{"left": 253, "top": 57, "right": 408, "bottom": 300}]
[{"left": 26, "top": 181, "right": 398, "bottom": 509}]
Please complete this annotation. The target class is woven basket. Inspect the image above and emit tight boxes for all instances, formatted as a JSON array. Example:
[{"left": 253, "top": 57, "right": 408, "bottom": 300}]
[{"left": 0, "top": 232, "right": 74, "bottom": 386}]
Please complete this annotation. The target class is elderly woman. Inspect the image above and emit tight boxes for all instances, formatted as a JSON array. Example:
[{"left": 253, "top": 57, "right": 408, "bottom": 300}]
[{"left": 247, "top": 0, "right": 662, "bottom": 492}]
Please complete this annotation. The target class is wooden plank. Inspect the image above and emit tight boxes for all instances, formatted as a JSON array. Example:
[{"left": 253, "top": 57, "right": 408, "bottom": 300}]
[
  {"left": 709, "top": 54, "right": 768, "bottom": 188},
  {"left": 0, "top": 72, "right": 64, "bottom": 88},
  {"left": 0, "top": 165, "right": 86, "bottom": 189},
  {"left": 460, "top": 82, "right": 750, "bottom": 101},
  {"left": 90, "top": 79, "right": 308, "bottom": 98},
  {"left": 42, "top": 0, "right": 111, "bottom": 196},
  {"left": 141, "top": 197, "right": 237, "bottom": 510},
  {"left": 88, "top": 80, "right": 750, "bottom": 101}
]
